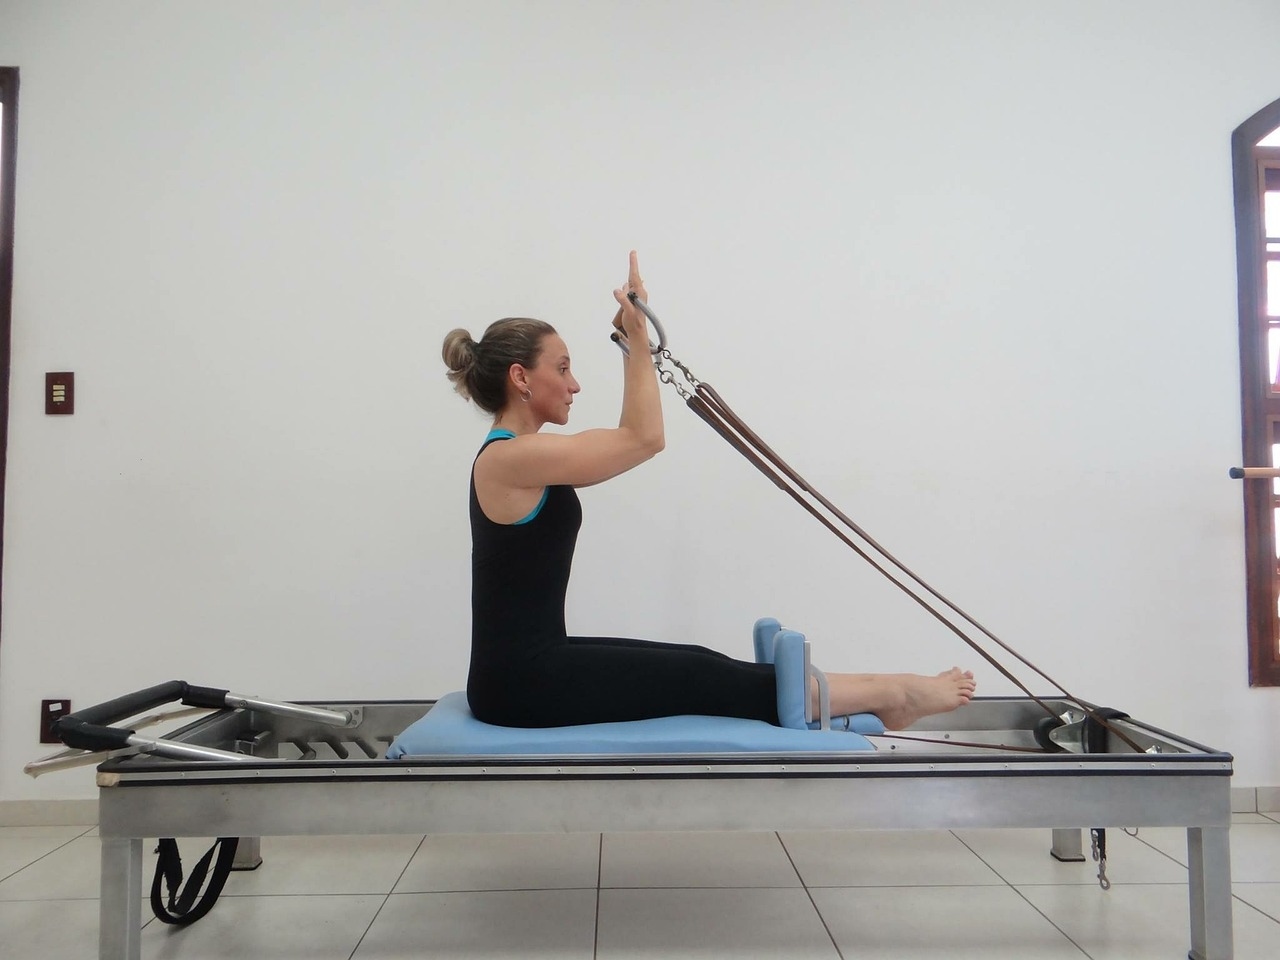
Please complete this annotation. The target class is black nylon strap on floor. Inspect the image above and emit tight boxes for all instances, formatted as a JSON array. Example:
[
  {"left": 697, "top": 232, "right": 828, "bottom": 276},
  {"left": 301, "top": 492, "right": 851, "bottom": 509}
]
[{"left": 150, "top": 837, "right": 240, "bottom": 925}]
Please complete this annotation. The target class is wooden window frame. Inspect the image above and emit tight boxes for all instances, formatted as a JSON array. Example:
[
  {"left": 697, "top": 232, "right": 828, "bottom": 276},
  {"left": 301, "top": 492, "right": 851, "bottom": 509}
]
[
  {"left": 0, "top": 67, "right": 18, "bottom": 651},
  {"left": 1233, "top": 96, "right": 1280, "bottom": 686}
]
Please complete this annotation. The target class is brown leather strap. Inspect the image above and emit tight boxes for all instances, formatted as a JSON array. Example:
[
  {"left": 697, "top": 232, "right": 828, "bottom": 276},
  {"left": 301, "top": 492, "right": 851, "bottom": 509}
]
[
  {"left": 686, "top": 384, "right": 1145, "bottom": 754},
  {"left": 872, "top": 733, "right": 1048, "bottom": 753}
]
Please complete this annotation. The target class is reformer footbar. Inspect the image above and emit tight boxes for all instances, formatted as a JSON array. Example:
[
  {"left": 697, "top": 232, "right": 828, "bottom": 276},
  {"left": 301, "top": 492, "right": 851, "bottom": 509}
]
[
  {"left": 614, "top": 293, "right": 1143, "bottom": 757},
  {"left": 43, "top": 683, "right": 361, "bottom": 927}
]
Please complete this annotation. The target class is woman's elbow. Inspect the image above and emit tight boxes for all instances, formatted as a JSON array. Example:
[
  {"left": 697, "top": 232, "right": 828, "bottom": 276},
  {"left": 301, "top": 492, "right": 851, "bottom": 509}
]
[{"left": 619, "top": 425, "right": 664, "bottom": 461}]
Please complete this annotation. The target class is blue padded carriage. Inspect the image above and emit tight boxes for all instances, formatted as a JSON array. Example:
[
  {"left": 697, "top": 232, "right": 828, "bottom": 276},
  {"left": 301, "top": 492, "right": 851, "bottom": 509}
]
[{"left": 387, "top": 620, "right": 884, "bottom": 758}]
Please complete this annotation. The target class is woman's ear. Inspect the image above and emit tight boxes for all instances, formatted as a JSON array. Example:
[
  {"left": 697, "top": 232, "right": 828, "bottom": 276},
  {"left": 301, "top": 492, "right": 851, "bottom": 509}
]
[{"left": 508, "top": 363, "right": 530, "bottom": 394}]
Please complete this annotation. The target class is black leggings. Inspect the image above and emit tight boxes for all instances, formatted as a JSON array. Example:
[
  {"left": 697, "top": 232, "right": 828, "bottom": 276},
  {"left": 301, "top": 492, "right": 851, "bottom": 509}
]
[{"left": 467, "top": 635, "right": 779, "bottom": 728}]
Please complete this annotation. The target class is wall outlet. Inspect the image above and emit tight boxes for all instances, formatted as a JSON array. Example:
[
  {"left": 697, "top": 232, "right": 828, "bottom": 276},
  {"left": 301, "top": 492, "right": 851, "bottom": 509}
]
[
  {"left": 39, "top": 699, "right": 71, "bottom": 744},
  {"left": 45, "top": 372, "right": 74, "bottom": 415}
]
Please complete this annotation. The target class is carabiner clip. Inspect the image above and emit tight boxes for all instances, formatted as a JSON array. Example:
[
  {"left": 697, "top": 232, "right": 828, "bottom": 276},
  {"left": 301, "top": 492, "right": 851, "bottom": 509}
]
[{"left": 611, "top": 292, "right": 668, "bottom": 357}]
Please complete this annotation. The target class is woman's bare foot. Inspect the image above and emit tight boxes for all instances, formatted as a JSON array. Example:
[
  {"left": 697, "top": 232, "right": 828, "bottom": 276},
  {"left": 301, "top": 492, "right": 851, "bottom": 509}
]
[
  {"left": 816, "top": 667, "right": 977, "bottom": 730},
  {"left": 876, "top": 668, "right": 976, "bottom": 730}
]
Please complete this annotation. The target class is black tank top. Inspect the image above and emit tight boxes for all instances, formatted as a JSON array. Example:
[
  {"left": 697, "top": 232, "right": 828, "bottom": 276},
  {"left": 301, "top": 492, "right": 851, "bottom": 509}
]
[
  {"left": 464, "top": 430, "right": 778, "bottom": 728},
  {"left": 468, "top": 431, "right": 582, "bottom": 672}
]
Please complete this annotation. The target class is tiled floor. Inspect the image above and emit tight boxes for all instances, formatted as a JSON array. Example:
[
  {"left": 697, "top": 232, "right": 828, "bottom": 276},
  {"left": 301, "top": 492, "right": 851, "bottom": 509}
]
[{"left": 2, "top": 816, "right": 1279, "bottom": 959}]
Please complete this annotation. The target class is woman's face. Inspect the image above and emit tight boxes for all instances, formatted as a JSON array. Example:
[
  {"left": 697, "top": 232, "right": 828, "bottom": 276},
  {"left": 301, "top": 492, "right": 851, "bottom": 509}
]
[{"left": 525, "top": 334, "right": 580, "bottom": 425}]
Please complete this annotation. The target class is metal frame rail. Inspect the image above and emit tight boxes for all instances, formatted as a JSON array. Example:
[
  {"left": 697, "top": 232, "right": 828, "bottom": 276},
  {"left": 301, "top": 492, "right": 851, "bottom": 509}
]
[{"left": 62, "top": 695, "right": 1235, "bottom": 960}]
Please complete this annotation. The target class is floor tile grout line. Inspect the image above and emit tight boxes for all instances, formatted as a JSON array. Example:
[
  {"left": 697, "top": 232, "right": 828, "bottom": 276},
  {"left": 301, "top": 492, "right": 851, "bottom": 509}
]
[
  {"left": 950, "top": 830, "right": 1095, "bottom": 959},
  {"left": 381, "top": 886, "right": 602, "bottom": 895},
  {"left": 1136, "top": 818, "right": 1280, "bottom": 919},
  {"left": 946, "top": 829, "right": 1014, "bottom": 885},
  {"left": 533, "top": 884, "right": 816, "bottom": 892},
  {"left": 385, "top": 833, "right": 430, "bottom": 897},
  {"left": 1126, "top": 828, "right": 1193, "bottom": 871},
  {"left": 10, "top": 877, "right": 1264, "bottom": 902},
  {"left": 776, "top": 831, "right": 846, "bottom": 960},
  {"left": 1004, "top": 883, "right": 1097, "bottom": 959},
  {"left": 593, "top": 833, "right": 603, "bottom": 960},
  {"left": 1232, "top": 889, "right": 1280, "bottom": 926},
  {"left": 87, "top": 886, "right": 609, "bottom": 902},
  {"left": 347, "top": 892, "right": 393, "bottom": 960},
  {"left": 0, "top": 831, "right": 95, "bottom": 885},
  {"left": 347, "top": 832, "right": 429, "bottom": 960}
]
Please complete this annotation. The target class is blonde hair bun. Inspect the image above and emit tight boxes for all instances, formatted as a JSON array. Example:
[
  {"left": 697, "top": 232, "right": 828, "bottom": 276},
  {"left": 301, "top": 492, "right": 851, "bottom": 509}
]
[{"left": 442, "top": 328, "right": 477, "bottom": 398}]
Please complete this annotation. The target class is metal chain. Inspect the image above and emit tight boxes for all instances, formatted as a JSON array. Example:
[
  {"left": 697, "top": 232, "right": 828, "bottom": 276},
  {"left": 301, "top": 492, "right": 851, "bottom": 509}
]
[{"left": 654, "top": 349, "right": 700, "bottom": 401}]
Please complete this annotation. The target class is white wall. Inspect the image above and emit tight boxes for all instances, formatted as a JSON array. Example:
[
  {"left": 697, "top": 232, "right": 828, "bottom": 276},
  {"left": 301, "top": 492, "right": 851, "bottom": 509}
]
[{"left": 2, "top": 0, "right": 1279, "bottom": 800}]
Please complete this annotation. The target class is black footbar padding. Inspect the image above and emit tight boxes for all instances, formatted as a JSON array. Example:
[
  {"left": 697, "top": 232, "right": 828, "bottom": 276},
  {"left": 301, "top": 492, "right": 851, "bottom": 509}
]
[
  {"left": 180, "top": 684, "right": 233, "bottom": 710},
  {"left": 62, "top": 681, "right": 190, "bottom": 727},
  {"left": 1229, "top": 467, "right": 1245, "bottom": 478},
  {"left": 51, "top": 681, "right": 231, "bottom": 753},
  {"left": 54, "top": 722, "right": 135, "bottom": 752},
  {"left": 1083, "top": 708, "right": 1131, "bottom": 754}
]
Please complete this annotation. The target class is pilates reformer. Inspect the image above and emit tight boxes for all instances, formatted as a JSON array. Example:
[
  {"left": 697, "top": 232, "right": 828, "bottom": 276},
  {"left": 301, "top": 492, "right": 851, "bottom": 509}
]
[{"left": 28, "top": 296, "right": 1236, "bottom": 960}]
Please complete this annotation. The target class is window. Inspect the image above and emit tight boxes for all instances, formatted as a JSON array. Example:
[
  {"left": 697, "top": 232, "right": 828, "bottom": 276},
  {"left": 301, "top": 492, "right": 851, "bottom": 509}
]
[
  {"left": 1233, "top": 97, "right": 1280, "bottom": 686},
  {"left": 0, "top": 67, "right": 18, "bottom": 645}
]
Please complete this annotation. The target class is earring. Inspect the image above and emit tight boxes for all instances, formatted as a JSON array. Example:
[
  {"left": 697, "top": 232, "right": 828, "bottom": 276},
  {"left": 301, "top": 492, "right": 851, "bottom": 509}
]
[{"left": 521, "top": 388, "right": 532, "bottom": 403}]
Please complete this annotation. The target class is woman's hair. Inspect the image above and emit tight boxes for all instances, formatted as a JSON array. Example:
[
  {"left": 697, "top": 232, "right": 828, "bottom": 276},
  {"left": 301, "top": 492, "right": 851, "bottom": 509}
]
[{"left": 442, "top": 317, "right": 558, "bottom": 415}]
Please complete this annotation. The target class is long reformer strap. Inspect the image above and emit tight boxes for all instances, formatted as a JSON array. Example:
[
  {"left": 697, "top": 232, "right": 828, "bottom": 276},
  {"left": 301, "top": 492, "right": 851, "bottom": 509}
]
[
  {"left": 690, "top": 385, "right": 1143, "bottom": 753},
  {"left": 622, "top": 295, "right": 1143, "bottom": 753}
]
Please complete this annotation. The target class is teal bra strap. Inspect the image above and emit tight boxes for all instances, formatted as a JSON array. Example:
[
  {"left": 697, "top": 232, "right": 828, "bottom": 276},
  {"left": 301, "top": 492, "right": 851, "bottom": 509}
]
[
  {"left": 481, "top": 429, "right": 548, "bottom": 524},
  {"left": 513, "top": 487, "right": 550, "bottom": 525}
]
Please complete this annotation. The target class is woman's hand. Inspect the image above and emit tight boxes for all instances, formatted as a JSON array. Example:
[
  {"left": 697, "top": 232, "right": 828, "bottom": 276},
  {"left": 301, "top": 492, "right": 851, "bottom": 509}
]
[{"left": 611, "top": 250, "right": 649, "bottom": 348}]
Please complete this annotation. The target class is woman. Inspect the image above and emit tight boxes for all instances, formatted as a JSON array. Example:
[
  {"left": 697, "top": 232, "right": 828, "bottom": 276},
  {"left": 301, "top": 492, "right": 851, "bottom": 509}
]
[{"left": 441, "top": 251, "right": 975, "bottom": 730}]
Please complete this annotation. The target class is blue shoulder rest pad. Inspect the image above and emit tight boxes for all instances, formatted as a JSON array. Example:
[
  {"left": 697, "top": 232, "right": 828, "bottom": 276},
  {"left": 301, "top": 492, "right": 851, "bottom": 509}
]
[{"left": 386, "top": 691, "right": 878, "bottom": 758}]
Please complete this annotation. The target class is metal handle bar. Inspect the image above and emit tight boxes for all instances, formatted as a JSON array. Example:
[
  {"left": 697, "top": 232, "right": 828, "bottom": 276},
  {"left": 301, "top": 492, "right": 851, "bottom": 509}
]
[
  {"left": 25, "top": 734, "right": 266, "bottom": 774},
  {"left": 122, "top": 734, "right": 267, "bottom": 764},
  {"left": 610, "top": 293, "right": 667, "bottom": 357},
  {"left": 25, "top": 706, "right": 213, "bottom": 777},
  {"left": 1229, "top": 466, "right": 1280, "bottom": 478},
  {"left": 52, "top": 681, "right": 357, "bottom": 754}
]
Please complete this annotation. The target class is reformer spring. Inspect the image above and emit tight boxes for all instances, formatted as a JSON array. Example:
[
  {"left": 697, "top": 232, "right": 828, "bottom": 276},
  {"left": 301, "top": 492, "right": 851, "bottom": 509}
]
[{"left": 618, "top": 293, "right": 1142, "bottom": 754}]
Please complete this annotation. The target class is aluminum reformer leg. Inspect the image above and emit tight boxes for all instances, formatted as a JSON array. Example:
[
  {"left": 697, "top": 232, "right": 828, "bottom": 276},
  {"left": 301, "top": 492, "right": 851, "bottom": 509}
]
[
  {"left": 1187, "top": 825, "right": 1233, "bottom": 960},
  {"left": 100, "top": 836, "right": 143, "bottom": 960},
  {"left": 233, "top": 836, "right": 263, "bottom": 870},
  {"left": 1049, "top": 828, "right": 1085, "bottom": 862}
]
